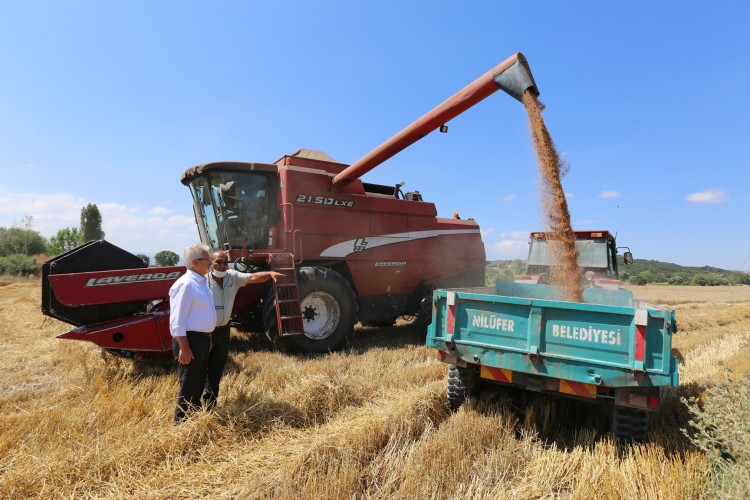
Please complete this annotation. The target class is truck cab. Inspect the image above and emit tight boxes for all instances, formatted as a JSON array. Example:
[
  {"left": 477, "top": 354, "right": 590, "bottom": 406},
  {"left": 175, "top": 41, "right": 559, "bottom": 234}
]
[{"left": 515, "top": 230, "right": 632, "bottom": 290}]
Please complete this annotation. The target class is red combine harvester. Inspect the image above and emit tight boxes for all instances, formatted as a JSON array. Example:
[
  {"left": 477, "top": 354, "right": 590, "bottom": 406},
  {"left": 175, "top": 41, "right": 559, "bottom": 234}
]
[{"left": 42, "top": 52, "right": 539, "bottom": 358}]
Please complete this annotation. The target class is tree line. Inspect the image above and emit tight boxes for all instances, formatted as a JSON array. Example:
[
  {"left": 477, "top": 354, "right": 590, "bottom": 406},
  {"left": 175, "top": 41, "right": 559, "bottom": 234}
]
[
  {"left": 616, "top": 256, "right": 750, "bottom": 286},
  {"left": 0, "top": 204, "right": 180, "bottom": 276},
  {"left": 486, "top": 258, "right": 750, "bottom": 287}
]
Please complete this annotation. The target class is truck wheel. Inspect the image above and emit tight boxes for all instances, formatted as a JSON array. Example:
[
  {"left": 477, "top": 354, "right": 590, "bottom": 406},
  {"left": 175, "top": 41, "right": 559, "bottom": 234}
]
[
  {"left": 611, "top": 405, "right": 649, "bottom": 442},
  {"left": 447, "top": 364, "right": 477, "bottom": 410},
  {"left": 264, "top": 266, "right": 357, "bottom": 353}
]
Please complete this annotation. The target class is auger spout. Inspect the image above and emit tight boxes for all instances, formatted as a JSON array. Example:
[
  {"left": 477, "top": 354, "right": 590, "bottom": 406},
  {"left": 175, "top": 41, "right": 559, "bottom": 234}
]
[{"left": 332, "top": 52, "right": 538, "bottom": 187}]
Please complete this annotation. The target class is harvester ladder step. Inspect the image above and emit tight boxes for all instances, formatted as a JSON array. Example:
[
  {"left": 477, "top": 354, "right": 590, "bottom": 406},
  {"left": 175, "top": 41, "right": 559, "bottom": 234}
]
[{"left": 269, "top": 253, "right": 303, "bottom": 336}]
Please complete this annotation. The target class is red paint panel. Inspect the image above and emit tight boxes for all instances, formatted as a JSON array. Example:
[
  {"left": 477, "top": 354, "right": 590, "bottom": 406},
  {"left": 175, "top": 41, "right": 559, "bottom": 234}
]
[
  {"left": 57, "top": 313, "right": 171, "bottom": 352},
  {"left": 447, "top": 304, "right": 455, "bottom": 334},
  {"left": 635, "top": 324, "right": 646, "bottom": 361},
  {"left": 49, "top": 266, "right": 184, "bottom": 306},
  {"left": 370, "top": 214, "right": 408, "bottom": 234}
]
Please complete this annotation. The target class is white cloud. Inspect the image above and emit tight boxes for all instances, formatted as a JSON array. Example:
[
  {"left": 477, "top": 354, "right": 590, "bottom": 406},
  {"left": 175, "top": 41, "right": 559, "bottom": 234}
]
[
  {"left": 500, "top": 231, "right": 531, "bottom": 239},
  {"left": 481, "top": 228, "right": 495, "bottom": 238},
  {"left": 0, "top": 190, "right": 196, "bottom": 256},
  {"left": 486, "top": 238, "right": 529, "bottom": 260},
  {"left": 684, "top": 188, "right": 728, "bottom": 204},
  {"left": 599, "top": 191, "right": 621, "bottom": 199},
  {"left": 503, "top": 194, "right": 517, "bottom": 202},
  {"left": 0, "top": 191, "right": 85, "bottom": 234}
]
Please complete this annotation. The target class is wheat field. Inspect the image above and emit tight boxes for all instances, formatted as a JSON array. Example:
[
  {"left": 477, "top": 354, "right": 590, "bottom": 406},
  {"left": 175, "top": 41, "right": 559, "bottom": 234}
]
[{"left": 2, "top": 281, "right": 749, "bottom": 498}]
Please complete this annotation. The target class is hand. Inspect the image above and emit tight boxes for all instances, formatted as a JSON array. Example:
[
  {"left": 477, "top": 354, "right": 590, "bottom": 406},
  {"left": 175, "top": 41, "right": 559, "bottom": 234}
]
[
  {"left": 175, "top": 336, "right": 194, "bottom": 365},
  {"left": 178, "top": 346, "right": 194, "bottom": 365},
  {"left": 269, "top": 271, "right": 285, "bottom": 282}
]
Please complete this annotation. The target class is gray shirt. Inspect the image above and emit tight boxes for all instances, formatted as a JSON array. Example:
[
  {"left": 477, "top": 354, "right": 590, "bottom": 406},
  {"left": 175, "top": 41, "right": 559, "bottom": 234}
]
[{"left": 207, "top": 269, "right": 252, "bottom": 327}]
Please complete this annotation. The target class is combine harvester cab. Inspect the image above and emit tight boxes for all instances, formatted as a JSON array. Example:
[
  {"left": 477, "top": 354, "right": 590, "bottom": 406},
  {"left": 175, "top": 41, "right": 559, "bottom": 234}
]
[{"left": 428, "top": 282, "right": 678, "bottom": 441}]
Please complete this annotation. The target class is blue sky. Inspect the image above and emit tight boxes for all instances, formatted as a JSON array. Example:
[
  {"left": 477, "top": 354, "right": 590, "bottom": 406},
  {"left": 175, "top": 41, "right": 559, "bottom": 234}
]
[{"left": 1, "top": 1, "right": 748, "bottom": 270}]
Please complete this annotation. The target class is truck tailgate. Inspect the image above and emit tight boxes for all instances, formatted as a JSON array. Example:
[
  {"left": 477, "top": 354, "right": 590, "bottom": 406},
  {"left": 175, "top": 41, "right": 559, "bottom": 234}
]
[{"left": 428, "top": 283, "right": 678, "bottom": 388}]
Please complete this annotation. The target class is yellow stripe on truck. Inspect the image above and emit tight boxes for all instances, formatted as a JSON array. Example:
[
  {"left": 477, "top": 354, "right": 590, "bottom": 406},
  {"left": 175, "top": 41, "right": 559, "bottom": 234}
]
[{"left": 559, "top": 380, "right": 596, "bottom": 398}]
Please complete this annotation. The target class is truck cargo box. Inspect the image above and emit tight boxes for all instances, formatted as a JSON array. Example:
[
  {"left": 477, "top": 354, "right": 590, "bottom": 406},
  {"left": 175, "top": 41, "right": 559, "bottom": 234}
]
[{"left": 427, "top": 282, "right": 679, "bottom": 440}]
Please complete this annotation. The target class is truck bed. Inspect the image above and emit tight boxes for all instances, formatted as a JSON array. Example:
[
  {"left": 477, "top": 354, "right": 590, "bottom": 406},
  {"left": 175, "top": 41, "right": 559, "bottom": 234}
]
[{"left": 427, "top": 282, "right": 678, "bottom": 391}]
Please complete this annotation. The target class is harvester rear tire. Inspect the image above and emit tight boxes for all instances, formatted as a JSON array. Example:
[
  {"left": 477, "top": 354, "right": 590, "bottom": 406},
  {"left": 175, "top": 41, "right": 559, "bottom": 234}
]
[
  {"left": 447, "top": 364, "right": 477, "bottom": 411},
  {"left": 611, "top": 405, "right": 649, "bottom": 442},
  {"left": 264, "top": 266, "right": 357, "bottom": 353}
]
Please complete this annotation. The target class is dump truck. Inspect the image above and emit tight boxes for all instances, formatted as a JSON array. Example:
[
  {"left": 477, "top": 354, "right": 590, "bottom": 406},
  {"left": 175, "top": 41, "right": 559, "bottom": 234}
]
[
  {"left": 42, "top": 52, "right": 540, "bottom": 358},
  {"left": 514, "top": 230, "right": 633, "bottom": 290},
  {"left": 427, "top": 282, "right": 678, "bottom": 440}
]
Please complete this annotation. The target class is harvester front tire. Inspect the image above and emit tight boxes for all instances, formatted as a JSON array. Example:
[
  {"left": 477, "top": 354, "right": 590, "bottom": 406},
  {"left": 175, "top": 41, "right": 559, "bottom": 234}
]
[
  {"left": 611, "top": 405, "right": 649, "bottom": 442},
  {"left": 264, "top": 266, "right": 357, "bottom": 353},
  {"left": 447, "top": 364, "right": 477, "bottom": 411}
]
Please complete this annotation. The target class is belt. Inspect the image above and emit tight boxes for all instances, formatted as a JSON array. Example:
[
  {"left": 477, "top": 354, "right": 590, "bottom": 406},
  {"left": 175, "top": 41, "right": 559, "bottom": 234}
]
[{"left": 187, "top": 330, "right": 212, "bottom": 338}]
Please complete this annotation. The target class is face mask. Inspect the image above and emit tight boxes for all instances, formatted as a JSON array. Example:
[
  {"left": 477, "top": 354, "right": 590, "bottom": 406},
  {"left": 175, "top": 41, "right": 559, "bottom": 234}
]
[{"left": 212, "top": 269, "right": 227, "bottom": 278}]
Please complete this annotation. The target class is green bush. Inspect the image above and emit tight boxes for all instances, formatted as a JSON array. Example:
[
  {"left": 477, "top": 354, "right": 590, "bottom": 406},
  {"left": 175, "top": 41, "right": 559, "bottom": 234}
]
[
  {"left": 668, "top": 275, "right": 686, "bottom": 285},
  {"left": 0, "top": 226, "right": 47, "bottom": 256},
  {"left": 691, "top": 274, "right": 730, "bottom": 286},
  {"left": 629, "top": 275, "right": 648, "bottom": 285},
  {"left": 683, "top": 378, "right": 750, "bottom": 498},
  {"left": 0, "top": 254, "right": 37, "bottom": 276}
]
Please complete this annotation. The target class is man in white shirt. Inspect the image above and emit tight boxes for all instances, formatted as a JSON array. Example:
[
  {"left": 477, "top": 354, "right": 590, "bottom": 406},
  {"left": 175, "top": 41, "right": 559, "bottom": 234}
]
[
  {"left": 203, "top": 251, "right": 283, "bottom": 407},
  {"left": 169, "top": 243, "right": 216, "bottom": 423}
]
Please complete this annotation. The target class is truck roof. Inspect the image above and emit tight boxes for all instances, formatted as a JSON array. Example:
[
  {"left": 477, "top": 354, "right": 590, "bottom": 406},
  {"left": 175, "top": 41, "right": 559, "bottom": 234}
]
[{"left": 530, "top": 230, "right": 614, "bottom": 240}]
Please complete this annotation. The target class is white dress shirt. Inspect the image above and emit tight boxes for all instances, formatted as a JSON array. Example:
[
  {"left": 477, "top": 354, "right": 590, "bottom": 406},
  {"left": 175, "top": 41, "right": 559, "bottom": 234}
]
[{"left": 169, "top": 269, "right": 217, "bottom": 337}]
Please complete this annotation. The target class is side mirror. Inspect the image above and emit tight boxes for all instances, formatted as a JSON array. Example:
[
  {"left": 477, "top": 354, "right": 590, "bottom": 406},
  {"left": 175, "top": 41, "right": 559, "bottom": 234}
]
[{"left": 623, "top": 252, "right": 633, "bottom": 265}]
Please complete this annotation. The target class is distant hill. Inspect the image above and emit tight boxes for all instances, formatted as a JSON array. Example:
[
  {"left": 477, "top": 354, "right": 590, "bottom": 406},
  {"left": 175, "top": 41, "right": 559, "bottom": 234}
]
[{"left": 485, "top": 258, "right": 750, "bottom": 286}]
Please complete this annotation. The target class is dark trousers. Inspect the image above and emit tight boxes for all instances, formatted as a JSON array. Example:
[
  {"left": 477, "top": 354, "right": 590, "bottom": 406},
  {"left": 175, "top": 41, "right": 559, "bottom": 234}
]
[
  {"left": 203, "top": 324, "right": 231, "bottom": 407},
  {"left": 173, "top": 332, "right": 211, "bottom": 423}
]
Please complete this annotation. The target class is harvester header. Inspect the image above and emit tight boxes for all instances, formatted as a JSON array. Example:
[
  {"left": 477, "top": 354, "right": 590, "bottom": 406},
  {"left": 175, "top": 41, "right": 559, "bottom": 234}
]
[{"left": 331, "top": 52, "right": 538, "bottom": 187}]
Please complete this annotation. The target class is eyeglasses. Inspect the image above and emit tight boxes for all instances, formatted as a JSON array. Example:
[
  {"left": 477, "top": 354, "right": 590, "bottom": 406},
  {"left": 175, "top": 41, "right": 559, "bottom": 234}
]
[
  {"left": 213, "top": 260, "right": 229, "bottom": 264},
  {"left": 195, "top": 257, "right": 209, "bottom": 261}
]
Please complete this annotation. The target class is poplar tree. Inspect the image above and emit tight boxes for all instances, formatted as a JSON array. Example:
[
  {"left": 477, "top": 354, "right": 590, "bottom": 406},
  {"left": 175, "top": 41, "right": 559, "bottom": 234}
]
[{"left": 80, "top": 204, "right": 105, "bottom": 242}]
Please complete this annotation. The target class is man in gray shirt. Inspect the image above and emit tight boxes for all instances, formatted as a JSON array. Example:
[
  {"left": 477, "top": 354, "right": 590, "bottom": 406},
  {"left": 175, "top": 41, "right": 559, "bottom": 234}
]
[{"left": 203, "top": 250, "right": 283, "bottom": 406}]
